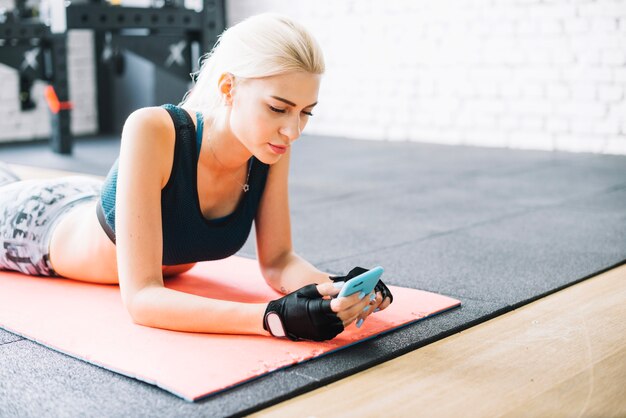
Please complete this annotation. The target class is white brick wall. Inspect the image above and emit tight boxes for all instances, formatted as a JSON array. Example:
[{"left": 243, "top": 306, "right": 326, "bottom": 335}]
[
  {"left": 227, "top": 0, "right": 626, "bottom": 155},
  {"left": 1, "top": 0, "right": 625, "bottom": 155}
]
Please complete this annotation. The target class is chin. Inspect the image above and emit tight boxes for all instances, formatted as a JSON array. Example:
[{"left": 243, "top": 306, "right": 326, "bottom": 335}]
[
  {"left": 259, "top": 154, "right": 283, "bottom": 165},
  {"left": 252, "top": 149, "right": 280, "bottom": 165},
  {"left": 252, "top": 144, "right": 285, "bottom": 165}
]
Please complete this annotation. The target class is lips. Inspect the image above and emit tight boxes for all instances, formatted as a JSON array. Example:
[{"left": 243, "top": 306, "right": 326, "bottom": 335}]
[{"left": 269, "top": 143, "right": 288, "bottom": 154}]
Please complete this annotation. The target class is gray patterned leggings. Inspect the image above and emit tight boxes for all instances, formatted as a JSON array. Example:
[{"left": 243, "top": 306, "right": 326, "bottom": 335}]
[{"left": 0, "top": 163, "right": 102, "bottom": 276}]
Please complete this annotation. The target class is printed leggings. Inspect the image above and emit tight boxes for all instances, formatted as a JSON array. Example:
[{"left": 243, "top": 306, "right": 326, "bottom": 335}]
[{"left": 0, "top": 163, "right": 102, "bottom": 276}]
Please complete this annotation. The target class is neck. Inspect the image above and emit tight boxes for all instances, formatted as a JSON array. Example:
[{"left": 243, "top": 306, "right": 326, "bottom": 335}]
[{"left": 199, "top": 110, "right": 251, "bottom": 174}]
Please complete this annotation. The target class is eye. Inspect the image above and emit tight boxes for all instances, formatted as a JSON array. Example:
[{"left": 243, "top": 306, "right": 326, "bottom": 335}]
[
  {"left": 302, "top": 111, "right": 314, "bottom": 117},
  {"left": 269, "top": 105, "right": 286, "bottom": 114}
]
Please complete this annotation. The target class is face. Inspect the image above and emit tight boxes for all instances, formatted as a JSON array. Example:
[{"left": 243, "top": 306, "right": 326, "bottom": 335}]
[{"left": 226, "top": 71, "right": 321, "bottom": 164}]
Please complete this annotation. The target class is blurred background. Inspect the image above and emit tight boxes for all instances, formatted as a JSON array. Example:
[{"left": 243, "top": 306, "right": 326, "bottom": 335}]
[{"left": 0, "top": 0, "right": 625, "bottom": 155}]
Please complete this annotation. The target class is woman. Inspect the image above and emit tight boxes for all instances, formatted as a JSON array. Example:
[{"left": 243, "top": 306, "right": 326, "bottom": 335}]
[{"left": 0, "top": 13, "right": 392, "bottom": 341}]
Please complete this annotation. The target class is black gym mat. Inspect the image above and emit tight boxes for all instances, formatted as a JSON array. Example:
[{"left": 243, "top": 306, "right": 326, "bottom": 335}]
[{"left": 1, "top": 135, "right": 625, "bottom": 417}]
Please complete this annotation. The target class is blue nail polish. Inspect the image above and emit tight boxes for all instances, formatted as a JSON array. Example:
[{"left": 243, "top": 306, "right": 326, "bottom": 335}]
[
  {"left": 362, "top": 306, "right": 370, "bottom": 313},
  {"left": 358, "top": 291, "right": 366, "bottom": 300},
  {"left": 356, "top": 318, "right": 364, "bottom": 328},
  {"left": 369, "top": 293, "right": 376, "bottom": 301},
  {"left": 374, "top": 308, "right": 380, "bottom": 312}
]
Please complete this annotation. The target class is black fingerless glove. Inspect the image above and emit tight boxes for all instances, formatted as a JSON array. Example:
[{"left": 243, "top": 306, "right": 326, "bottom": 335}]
[
  {"left": 330, "top": 266, "right": 394, "bottom": 304},
  {"left": 263, "top": 284, "right": 344, "bottom": 342}
]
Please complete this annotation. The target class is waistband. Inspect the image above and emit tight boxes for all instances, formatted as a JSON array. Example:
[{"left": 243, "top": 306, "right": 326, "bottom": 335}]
[
  {"left": 44, "top": 194, "right": 100, "bottom": 276},
  {"left": 96, "top": 200, "right": 116, "bottom": 244}
]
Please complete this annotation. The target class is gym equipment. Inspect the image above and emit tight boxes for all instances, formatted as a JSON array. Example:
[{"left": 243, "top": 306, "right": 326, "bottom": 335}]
[{"left": 0, "top": 0, "right": 225, "bottom": 154}]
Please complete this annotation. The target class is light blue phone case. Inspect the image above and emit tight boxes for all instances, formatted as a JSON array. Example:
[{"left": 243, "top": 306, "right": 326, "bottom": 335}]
[{"left": 337, "top": 266, "right": 384, "bottom": 298}]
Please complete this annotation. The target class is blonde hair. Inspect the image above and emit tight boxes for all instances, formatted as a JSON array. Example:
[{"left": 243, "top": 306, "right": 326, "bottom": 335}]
[{"left": 181, "top": 13, "right": 325, "bottom": 113}]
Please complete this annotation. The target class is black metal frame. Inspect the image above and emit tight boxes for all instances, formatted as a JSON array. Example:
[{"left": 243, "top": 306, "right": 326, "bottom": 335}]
[{"left": 0, "top": 0, "right": 225, "bottom": 154}]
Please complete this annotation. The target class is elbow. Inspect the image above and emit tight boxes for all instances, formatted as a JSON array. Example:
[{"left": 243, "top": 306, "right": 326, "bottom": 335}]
[
  {"left": 261, "top": 265, "right": 283, "bottom": 293},
  {"left": 124, "top": 295, "right": 147, "bottom": 326},
  {"left": 127, "top": 303, "right": 148, "bottom": 326},
  {"left": 122, "top": 287, "right": 157, "bottom": 326},
  {"left": 260, "top": 250, "right": 295, "bottom": 294}
]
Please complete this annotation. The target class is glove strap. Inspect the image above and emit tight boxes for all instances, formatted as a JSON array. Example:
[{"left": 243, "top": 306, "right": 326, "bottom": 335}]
[{"left": 263, "top": 311, "right": 287, "bottom": 338}]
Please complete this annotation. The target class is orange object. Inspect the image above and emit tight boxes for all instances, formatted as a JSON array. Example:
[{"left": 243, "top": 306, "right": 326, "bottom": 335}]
[
  {"left": 44, "top": 86, "right": 73, "bottom": 114},
  {"left": 0, "top": 256, "right": 460, "bottom": 401}
]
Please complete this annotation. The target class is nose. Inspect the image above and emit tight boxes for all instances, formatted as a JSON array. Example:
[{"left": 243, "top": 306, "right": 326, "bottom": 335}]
[{"left": 279, "top": 115, "right": 302, "bottom": 142}]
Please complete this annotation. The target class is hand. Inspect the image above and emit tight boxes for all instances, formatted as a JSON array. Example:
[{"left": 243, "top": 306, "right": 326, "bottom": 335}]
[
  {"left": 264, "top": 284, "right": 344, "bottom": 341},
  {"left": 263, "top": 282, "right": 375, "bottom": 341},
  {"left": 317, "top": 281, "right": 377, "bottom": 329},
  {"left": 329, "top": 267, "right": 394, "bottom": 327}
]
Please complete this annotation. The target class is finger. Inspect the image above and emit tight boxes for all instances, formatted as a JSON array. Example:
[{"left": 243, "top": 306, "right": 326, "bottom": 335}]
[
  {"left": 341, "top": 312, "right": 360, "bottom": 328},
  {"left": 374, "top": 296, "right": 392, "bottom": 313},
  {"left": 338, "top": 315, "right": 359, "bottom": 327},
  {"left": 336, "top": 292, "right": 374, "bottom": 320},
  {"left": 316, "top": 282, "right": 341, "bottom": 298},
  {"left": 363, "top": 292, "right": 383, "bottom": 318},
  {"left": 330, "top": 290, "right": 371, "bottom": 312},
  {"left": 337, "top": 308, "right": 361, "bottom": 324},
  {"left": 342, "top": 310, "right": 364, "bottom": 328},
  {"left": 357, "top": 304, "right": 374, "bottom": 322},
  {"left": 336, "top": 298, "right": 371, "bottom": 323},
  {"left": 361, "top": 293, "right": 381, "bottom": 314},
  {"left": 360, "top": 293, "right": 379, "bottom": 315}
]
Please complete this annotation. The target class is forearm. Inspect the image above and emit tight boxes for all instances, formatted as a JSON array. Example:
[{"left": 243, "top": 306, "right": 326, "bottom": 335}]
[
  {"left": 128, "top": 286, "right": 269, "bottom": 335},
  {"left": 265, "top": 251, "right": 333, "bottom": 294}
]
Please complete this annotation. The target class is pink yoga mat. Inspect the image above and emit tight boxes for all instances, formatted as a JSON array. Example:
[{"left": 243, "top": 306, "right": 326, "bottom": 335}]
[{"left": 0, "top": 256, "right": 460, "bottom": 401}]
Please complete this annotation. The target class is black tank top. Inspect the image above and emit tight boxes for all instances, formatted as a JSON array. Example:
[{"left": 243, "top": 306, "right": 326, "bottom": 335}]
[{"left": 97, "top": 104, "right": 270, "bottom": 265}]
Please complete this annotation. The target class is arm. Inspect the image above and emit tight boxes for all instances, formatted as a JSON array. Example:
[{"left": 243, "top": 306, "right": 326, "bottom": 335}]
[
  {"left": 116, "top": 108, "right": 268, "bottom": 335},
  {"left": 254, "top": 148, "right": 390, "bottom": 327},
  {"left": 255, "top": 148, "right": 332, "bottom": 294}
]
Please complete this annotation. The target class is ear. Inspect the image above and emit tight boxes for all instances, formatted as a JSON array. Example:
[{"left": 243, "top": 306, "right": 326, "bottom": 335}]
[{"left": 217, "top": 72, "right": 235, "bottom": 105}]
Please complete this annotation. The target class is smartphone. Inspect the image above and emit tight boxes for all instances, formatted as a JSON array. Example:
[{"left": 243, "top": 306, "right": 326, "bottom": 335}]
[{"left": 337, "top": 266, "right": 384, "bottom": 298}]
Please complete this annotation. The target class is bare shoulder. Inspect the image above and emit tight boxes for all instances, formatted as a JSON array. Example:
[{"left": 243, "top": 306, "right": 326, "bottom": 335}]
[
  {"left": 122, "top": 106, "right": 174, "bottom": 142},
  {"left": 120, "top": 106, "right": 176, "bottom": 188}
]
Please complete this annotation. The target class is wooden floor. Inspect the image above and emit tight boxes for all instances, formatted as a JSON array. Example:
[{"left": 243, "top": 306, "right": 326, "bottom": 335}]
[{"left": 253, "top": 265, "right": 626, "bottom": 418}]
